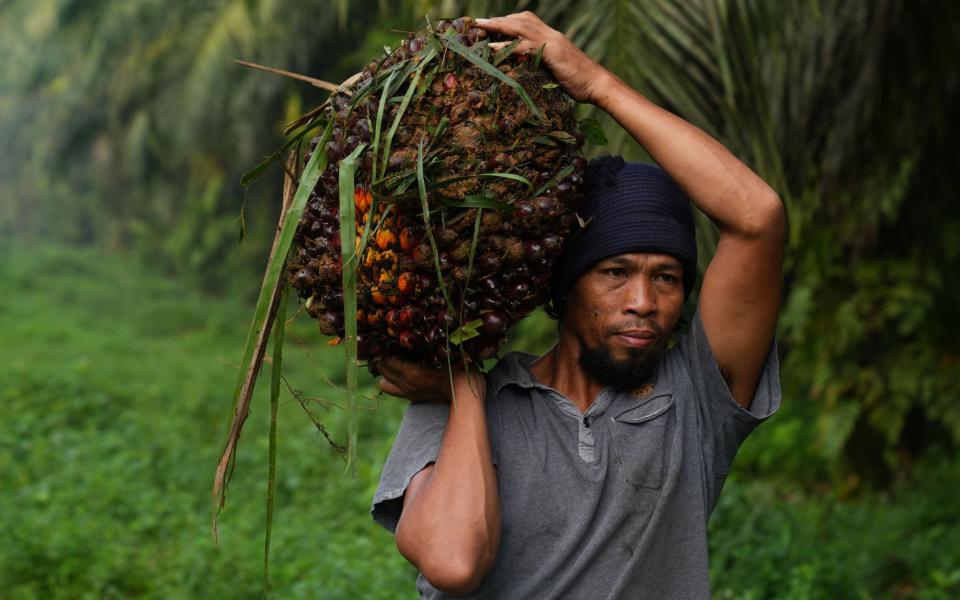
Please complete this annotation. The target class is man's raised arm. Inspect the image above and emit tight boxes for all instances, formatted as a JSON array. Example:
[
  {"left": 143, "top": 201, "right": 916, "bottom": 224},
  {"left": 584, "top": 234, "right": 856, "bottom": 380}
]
[{"left": 479, "top": 13, "right": 785, "bottom": 407}]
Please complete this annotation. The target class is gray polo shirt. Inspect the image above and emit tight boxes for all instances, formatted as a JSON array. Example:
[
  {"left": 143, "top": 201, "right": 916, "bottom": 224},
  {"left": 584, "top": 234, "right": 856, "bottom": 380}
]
[{"left": 372, "top": 310, "right": 781, "bottom": 599}]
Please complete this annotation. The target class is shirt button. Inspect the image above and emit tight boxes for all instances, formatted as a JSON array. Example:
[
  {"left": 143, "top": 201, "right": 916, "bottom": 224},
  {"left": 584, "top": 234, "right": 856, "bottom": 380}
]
[{"left": 583, "top": 416, "right": 591, "bottom": 428}]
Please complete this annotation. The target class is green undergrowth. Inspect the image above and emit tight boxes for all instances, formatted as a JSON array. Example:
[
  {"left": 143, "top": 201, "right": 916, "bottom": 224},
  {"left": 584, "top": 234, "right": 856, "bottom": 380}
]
[
  {"left": 0, "top": 243, "right": 412, "bottom": 598},
  {"left": 0, "top": 242, "right": 956, "bottom": 598}
]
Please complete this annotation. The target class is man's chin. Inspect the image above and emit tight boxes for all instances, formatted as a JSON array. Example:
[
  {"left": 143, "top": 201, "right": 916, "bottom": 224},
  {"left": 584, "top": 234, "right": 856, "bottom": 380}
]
[{"left": 578, "top": 340, "right": 663, "bottom": 390}]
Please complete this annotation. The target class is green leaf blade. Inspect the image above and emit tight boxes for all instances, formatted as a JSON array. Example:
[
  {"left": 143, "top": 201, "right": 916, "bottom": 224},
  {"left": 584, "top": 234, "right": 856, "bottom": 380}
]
[{"left": 338, "top": 142, "right": 368, "bottom": 478}]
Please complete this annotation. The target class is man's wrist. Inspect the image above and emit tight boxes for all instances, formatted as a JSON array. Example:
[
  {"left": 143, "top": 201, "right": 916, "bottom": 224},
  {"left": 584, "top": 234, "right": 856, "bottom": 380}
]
[
  {"left": 449, "top": 371, "right": 487, "bottom": 406},
  {"left": 589, "top": 69, "right": 627, "bottom": 112}
]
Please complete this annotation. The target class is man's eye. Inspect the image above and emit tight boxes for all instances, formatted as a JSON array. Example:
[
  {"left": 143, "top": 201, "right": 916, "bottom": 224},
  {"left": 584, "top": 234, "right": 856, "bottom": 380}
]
[
  {"left": 606, "top": 268, "right": 627, "bottom": 278},
  {"left": 654, "top": 273, "right": 678, "bottom": 284}
]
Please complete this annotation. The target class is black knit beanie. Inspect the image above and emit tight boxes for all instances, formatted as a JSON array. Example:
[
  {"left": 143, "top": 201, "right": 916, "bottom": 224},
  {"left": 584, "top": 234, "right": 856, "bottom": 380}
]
[{"left": 549, "top": 156, "right": 697, "bottom": 317}]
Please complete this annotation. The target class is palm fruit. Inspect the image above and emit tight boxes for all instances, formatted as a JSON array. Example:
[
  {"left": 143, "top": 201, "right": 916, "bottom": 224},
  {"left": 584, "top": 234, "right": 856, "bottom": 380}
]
[{"left": 286, "top": 17, "right": 588, "bottom": 369}]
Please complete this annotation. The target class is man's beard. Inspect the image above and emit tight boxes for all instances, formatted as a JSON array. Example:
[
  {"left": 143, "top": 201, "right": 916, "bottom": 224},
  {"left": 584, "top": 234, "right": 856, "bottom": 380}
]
[{"left": 577, "top": 333, "right": 666, "bottom": 390}]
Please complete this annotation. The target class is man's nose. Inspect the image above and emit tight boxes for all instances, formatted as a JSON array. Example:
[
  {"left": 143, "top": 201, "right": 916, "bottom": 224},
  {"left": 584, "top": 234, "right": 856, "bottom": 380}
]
[{"left": 623, "top": 278, "right": 657, "bottom": 317}]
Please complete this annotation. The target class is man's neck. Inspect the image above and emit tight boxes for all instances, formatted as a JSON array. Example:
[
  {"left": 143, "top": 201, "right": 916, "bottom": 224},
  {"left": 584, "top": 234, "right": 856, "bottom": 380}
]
[{"left": 529, "top": 335, "right": 605, "bottom": 414}]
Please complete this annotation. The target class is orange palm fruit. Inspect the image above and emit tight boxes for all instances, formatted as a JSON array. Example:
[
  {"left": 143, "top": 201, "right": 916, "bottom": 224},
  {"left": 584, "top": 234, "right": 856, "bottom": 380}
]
[
  {"left": 376, "top": 229, "right": 399, "bottom": 251},
  {"left": 397, "top": 272, "right": 418, "bottom": 295},
  {"left": 354, "top": 186, "right": 373, "bottom": 213}
]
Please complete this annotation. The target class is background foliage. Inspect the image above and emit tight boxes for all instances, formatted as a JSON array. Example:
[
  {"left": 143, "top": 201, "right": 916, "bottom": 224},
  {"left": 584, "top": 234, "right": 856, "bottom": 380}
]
[{"left": 1, "top": 0, "right": 957, "bottom": 597}]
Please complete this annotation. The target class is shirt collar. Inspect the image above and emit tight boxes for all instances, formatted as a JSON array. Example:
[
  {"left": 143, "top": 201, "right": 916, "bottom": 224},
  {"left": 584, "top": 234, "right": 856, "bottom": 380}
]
[
  {"left": 486, "top": 352, "right": 553, "bottom": 396},
  {"left": 488, "top": 351, "right": 674, "bottom": 416}
]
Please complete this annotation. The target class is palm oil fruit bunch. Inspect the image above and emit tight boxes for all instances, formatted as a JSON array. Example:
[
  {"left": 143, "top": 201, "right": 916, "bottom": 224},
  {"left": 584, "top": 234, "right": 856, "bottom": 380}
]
[{"left": 287, "top": 17, "right": 588, "bottom": 369}]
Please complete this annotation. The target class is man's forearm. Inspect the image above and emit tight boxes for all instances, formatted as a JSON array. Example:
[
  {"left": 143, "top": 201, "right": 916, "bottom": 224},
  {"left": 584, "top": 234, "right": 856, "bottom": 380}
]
[
  {"left": 594, "top": 72, "right": 782, "bottom": 237},
  {"left": 395, "top": 375, "right": 500, "bottom": 593}
]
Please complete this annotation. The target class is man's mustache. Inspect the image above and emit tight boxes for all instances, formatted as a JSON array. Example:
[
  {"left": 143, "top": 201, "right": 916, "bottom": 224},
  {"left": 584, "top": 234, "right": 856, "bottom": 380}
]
[{"left": 604, "top": 320, "right": 664, "bottom": 337}]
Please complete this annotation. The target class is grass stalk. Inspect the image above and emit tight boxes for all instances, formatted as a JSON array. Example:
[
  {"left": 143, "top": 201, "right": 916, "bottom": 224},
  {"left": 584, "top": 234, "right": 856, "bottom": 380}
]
[
  {"left": 212, "top": 122, "right": 332, "bottom": 540},
  {"left": 263, "top": 284, "right": 287, "bottom": 599},
  {"left": 338, "top": 142, "right": 368, "bottom": 477}
]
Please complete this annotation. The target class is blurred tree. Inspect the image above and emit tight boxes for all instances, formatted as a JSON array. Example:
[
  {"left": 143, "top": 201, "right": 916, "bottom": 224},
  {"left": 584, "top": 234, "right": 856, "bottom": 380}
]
[
  {"left": 1, "top": 0, "right": 956, "bottom": 485},
  {"left": 0, "top": 0, "right": 381, "bottom": 288}
]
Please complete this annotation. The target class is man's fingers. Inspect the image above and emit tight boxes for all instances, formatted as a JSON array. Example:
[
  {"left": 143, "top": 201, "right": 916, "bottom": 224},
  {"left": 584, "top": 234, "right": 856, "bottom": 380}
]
[
  {"left": 375, "top": 357, "right": 413, "bottom": 380},
  {"left": 488, "top": 40, "right": 541, "bottom": 55},
  {"left": 475, "top": 12, "right": 540, "bottom": 37},
  {"left": 378, "top": 376, "right": 406, "bottom": 398}
]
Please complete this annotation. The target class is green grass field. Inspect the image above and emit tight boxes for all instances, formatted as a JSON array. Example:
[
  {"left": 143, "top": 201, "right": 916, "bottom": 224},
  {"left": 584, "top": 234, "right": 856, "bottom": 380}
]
[{"left": 1, "top": 243, "right": 957, "bottom": 598}]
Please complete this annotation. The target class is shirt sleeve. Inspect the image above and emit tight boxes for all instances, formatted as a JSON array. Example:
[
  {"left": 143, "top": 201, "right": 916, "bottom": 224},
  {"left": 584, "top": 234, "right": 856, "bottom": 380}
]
[
  {"left": 680, "top": 307, "right": 781, "bottom": 512},
  {"left": 370, "top": 402, "right": 449, "bottom": 533}
]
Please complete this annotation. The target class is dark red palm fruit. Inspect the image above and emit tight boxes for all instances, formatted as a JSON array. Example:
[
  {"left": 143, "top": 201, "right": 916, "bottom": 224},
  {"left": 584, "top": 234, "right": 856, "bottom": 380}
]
[
  {"left": 319, "top": 203, "right": 339, "bottom": 223},
  {"left": 398, "top": 305, "right": 422, "bottom": 326},
  {"left": 477, "top": 294, "right": 500, "bottom": 310},
  {"left": 324, "top": 233, "right": 341, "bottom": 252},
  {"left": 325, "top": 141, "right": 343, "bottom": 162},
  {"left": 530, "top": 257, "right": 552, "bottom": 275},
  {"left": 477, "top": 253, "right": 500, "bottom": 274},
  {"left": 469, "top": 336, "right": 500, "bottom": 359},
  {"left": 356, "top": 333, "right": 370, "bottom": 358},
  {"left": 541, "top": 234, "right": 562, "bottom": 255},
  {"left": 417, "top": 274, "right": 436, "bottom": 294},
  {"left": 412, "top": 243, "right": 433, "bottom": 263},
  {"left": 462, "top": 298, "right": 479, "bottom": 314},
  {"left": 436, "top": 309, "right": 458, "bottom": 330},
  {"left": 558, "top": 213, "right": 577, "bottom": 231},
  {"left": 554, "top": 180, "right": 573, "bottom": 200},
  {"left": 533, "top": 195, "right": 559, "bottom": 218},
  {"left": 399, "top": 330, "right": 421, "bottom": 350},
  {"left": 408, "top": 37, "right": 423, "bottom": 53},
  {"left": 480, "top": 276, "right": 501, "bottom": 297},
  {"left": 505, "top": 264, "right": 531, "bottom": 285},
  {"left": 480, "top": 310, "right": 508, "bottom": 336},
  {"left": 524, "top": 240, "right": 545, "bottom": 262},
  {"left": 513, "top": 201, "right": 535, "bottom": 228},
  {"left": 423, "top": 326, "right": 439, "bottom": 347},
  {"left": 437, "top": 227, "right": 458, "bottom": 247},
  {"left": 505, "top": 281, "right": 529, "bottom": 301},
  {"left": 325, "top": 290, "right": 344, "bottom": 308},
  {"left": 322, "top": 310, "right": 344, "bottom": 334},
  {"left": 385, "top": 310, "right": 401, "bottom": 330},
  {"left": 293, "top": 267, "right": 311, "bottom": 289}
]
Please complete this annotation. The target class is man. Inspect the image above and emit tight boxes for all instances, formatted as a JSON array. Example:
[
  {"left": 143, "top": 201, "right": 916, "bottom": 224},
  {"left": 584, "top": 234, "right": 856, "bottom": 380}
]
[{"left": 371, "top": 12, "right": 785, "bottom": 599}]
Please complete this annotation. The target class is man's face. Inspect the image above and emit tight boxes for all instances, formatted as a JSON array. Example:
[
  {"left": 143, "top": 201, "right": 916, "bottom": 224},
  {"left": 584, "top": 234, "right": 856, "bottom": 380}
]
[{"left": 560, "top": 253, "right": 685, "bottom": 389}]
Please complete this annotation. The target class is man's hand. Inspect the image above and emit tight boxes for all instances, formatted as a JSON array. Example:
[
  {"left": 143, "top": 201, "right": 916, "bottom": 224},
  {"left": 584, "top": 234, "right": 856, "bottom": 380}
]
[
  {"left": 476, "top": 12, "right": 608, "bottom": 104},
  {"left": 376, "top": 358, "right": 452, "bottom": 403}
]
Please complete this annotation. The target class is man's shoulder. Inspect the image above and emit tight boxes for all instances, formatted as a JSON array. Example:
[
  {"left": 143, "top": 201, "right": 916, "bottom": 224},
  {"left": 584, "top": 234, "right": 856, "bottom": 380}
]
[{"left": 484, "top": 351, "right": 541, "bottom": 397}]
